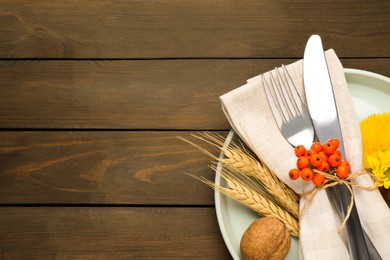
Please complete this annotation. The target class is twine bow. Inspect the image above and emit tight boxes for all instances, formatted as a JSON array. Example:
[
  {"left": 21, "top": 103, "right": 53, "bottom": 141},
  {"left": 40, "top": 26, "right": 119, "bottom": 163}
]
[{"left": 300, "top": 169, "right": 376, "bottom": 234}]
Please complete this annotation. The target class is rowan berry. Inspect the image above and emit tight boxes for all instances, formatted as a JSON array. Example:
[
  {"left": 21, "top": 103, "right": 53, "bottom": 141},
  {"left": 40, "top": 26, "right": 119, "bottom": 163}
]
[
  {"left": 301, "top": 168, "right": 314, "bottom": 181},
  {"left": 333, "top": 150, "right": 342, "bottom": 158},
  {"left": 310, "top": 142, "right": 323, "bottom": 153},
  {"left": 312, "top": 173, "right": 326, "bottom": 187},
  {"left": 318, "top": 151, "right": 329, "bottom": 162},
  {"left": 339, "top": 160, "right": 350, "bottom": 170},
  {"left": 294, "top": 145, "right": 307, "bottom": 157},
  {"left": 306, "top": 149, "right": 318, "bottom": 157},
  {"left": 289, "top": 168, "right": 301, "bottom": 180},
  {"left": 329, "top": 138, "right": 340, "bottom": 149},
  {"left": 297, "top": 156, "right": 310, "bottom": 170},
  {"left": 317, "top": 160, "right": 330, "bottom": 173},
  {"left": 310, "top": 154, "right": 323, "bottom": 168},
  {"left": 323, "top": 141, "right": 336, "bottom": 155},
  {"left": 336, "top": 165, "right": 349, "bottom": 179},
  {"left": 328, "top": 154, "right": 342, "bottom": 168}
]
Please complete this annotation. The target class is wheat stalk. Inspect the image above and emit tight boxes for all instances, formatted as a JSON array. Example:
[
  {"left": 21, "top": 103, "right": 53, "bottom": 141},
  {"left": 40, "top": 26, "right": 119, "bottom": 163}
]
[
  {"left": 188, "top": 171, "right": 299, "bottom": 237},
  {"left": 220, "top": 147, "right": 299, "bottom": 218},
  {"left": 181, "top": 132, "right": 299, "bottom": 218},
  {"left": 224, "top": 175, "right": 299, "bottom": 237},
  {"left": 198, "top": 132, "right": 298, "bottom": 199},
  {"left": 178, "top": 132, "right": 300, "bottom": 235}
]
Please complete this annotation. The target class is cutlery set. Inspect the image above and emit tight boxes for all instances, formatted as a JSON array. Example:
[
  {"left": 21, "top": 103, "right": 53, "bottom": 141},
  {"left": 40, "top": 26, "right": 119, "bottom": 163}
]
[{"left": 263, "top": 35, "right": 380, "bottom": 259}]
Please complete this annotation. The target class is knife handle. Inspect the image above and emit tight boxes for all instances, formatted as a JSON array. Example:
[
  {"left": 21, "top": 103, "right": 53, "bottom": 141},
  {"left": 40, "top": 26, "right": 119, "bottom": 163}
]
[{"left": 328, "top": 185, "right": 380, "bottom": 260}]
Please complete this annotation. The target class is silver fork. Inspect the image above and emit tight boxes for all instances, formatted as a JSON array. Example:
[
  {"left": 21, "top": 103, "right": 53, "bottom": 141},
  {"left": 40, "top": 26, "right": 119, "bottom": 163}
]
[
  {"left": 262, "top": 65, "right": 381, "bottom": 259},
  {"left": 261, "top": 65, "right": 314, "bottom": 149}
]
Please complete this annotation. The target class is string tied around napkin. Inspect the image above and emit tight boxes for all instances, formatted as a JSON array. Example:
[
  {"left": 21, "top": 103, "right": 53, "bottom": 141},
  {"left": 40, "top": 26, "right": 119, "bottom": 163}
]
[{"left": 300, "top": 169, "right": 377, "bottom": 234}]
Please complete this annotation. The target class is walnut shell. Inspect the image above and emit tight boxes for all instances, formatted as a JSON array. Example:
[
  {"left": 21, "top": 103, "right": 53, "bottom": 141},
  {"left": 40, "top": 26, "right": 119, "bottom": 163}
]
[{"left": 240, "top": 217, "right": 291, "bottom": 260}]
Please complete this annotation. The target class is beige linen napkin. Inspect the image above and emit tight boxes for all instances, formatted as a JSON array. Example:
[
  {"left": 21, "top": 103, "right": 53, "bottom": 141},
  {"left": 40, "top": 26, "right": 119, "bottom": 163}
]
[{"left": 220, "top": 49, "right": 390, "bottom": 259}]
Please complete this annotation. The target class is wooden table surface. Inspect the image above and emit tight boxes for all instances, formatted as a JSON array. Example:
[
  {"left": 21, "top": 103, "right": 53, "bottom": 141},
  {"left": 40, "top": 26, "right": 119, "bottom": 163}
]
[{"left": 0, "top": 1, "right": 389, "bottom": 259}]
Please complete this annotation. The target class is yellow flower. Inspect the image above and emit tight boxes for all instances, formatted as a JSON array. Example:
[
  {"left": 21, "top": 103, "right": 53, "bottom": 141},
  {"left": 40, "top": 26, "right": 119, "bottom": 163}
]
[
  {"left": 366, "top": 151, "right": 390, "bottom": 189},
  {"left": 360, "top": 113, "right": 390, "bottom": 189}
]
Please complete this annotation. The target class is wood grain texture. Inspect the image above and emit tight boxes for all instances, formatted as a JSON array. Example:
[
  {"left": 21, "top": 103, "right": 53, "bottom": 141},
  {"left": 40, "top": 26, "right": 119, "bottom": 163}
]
[
  {"left": 0, "top": 0, "right": 389, "bottom": 58},
  {"left": 0, "top": 207, "right": 231, "bottom": 259},
  {"left": 1, "top": 59, "right": 389, "bottom": 129},
  {"left": 0, "top": 131, "right": 226, "bottom": 205},
  {"left": 1, "top": 1, "right": 389, "bottom": 258}
]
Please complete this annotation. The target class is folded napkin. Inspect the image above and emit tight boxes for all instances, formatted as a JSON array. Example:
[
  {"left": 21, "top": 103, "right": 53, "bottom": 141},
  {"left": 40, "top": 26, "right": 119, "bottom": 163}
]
[{"left": 220, "top": 49, "right": 390, "bottom": 259}]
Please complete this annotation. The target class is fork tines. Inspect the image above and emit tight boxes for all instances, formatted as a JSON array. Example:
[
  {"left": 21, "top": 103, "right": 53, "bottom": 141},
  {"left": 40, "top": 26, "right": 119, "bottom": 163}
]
[{"left": 262, "top": 65, "right": 302, "bottom": 125}]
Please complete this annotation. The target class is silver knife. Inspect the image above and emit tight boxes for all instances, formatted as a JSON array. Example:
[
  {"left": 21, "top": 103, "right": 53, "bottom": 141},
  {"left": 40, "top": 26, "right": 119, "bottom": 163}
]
[{"left": 303, "top": 35, "right": 380, "bottom": 259}]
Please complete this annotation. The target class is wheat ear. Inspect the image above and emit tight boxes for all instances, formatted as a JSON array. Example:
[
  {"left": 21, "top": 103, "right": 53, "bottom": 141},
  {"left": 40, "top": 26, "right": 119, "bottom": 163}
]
[
  {"left": 220, "top": 147, "right": 299, "bottom": 218},
  {"left": 196, "top": 132, "right": 298, "bottom": 201},
  {"left": 179, "top": 133, "right": 299, "bottom": 218},
  {"left": 188, "top": 172, "right": 299, "bottom": 237},
  {"left": 224, "top": 176, "right": 299, "bottom": 237}
]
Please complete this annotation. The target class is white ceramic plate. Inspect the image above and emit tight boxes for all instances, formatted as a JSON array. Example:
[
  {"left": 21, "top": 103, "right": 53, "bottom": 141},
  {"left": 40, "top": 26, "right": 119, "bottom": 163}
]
[{"left": 215, "top": 68, "right": 390, "bottom": 260}]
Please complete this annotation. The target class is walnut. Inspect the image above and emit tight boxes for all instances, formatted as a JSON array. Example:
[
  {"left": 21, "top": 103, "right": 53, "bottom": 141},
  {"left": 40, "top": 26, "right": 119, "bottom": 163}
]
[{"left": 240, "top": 217, "right": 291, "bottom": 260}]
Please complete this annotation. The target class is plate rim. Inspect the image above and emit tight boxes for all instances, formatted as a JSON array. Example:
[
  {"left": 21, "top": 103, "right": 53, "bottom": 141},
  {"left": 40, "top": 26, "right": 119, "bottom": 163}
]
[{"left": 344, "top": 68, "right": 390, "bottom": 84}]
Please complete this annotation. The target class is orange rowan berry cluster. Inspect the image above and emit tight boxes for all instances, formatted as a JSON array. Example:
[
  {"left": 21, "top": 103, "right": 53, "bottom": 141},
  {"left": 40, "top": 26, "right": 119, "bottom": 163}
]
[{"left": 288, "top": 138, "right": 351, "bottom": 187}]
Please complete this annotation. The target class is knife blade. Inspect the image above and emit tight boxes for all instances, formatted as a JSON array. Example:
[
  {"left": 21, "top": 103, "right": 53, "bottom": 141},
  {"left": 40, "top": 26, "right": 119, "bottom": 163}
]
[{"left": 303, "top": 35, "right": 379, "bottom": 259}]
